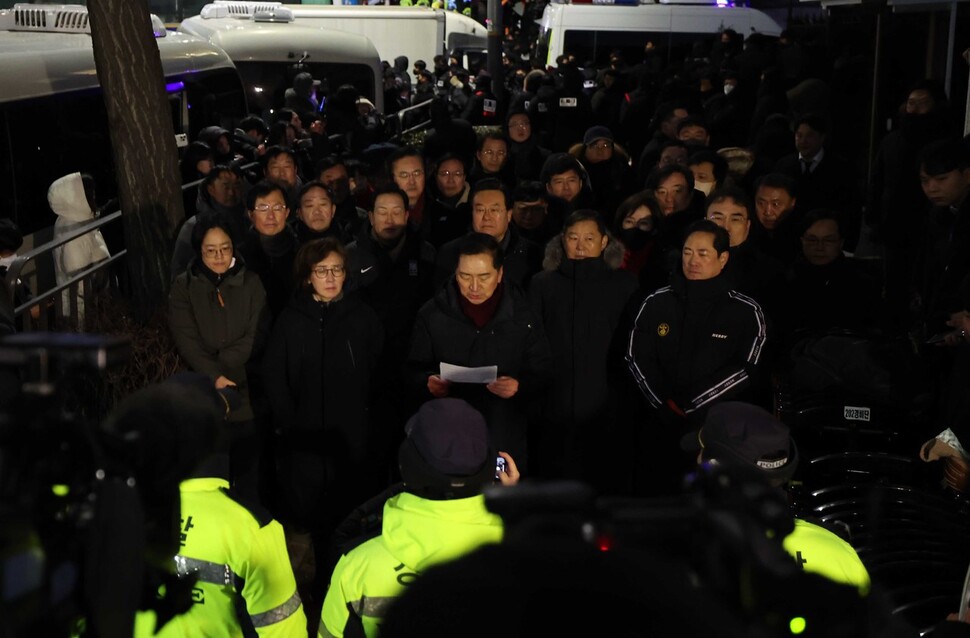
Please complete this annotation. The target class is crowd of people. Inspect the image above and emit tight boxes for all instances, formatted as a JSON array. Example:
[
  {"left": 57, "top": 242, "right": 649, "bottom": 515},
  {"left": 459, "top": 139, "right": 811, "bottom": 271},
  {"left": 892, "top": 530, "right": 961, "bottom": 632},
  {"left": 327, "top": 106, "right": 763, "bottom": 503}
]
[{"left": 133, "top": 18, "right": 970, "bottom": 638}]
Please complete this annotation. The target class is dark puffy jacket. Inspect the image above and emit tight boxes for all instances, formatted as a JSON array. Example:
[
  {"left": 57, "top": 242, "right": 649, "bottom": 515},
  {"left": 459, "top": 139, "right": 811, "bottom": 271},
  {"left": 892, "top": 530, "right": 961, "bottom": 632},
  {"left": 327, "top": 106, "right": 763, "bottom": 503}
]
[
  {"left": 529, "top": 235, "right": 638, "bottom": 427},
  {"left": 168, "top": 261, "right": 268, "bottom": 421},
  {"left": 434, "top": 226, "right": 542, "bottom": 290},
  {"left": 408, "top": 283, "right": 552, "bottom": 466},
  {"left": 346, "top": 227, "right": 436, "bottom": 367},
  {"left": 261, "top": 289, "right": 385, "bottom": 529}
]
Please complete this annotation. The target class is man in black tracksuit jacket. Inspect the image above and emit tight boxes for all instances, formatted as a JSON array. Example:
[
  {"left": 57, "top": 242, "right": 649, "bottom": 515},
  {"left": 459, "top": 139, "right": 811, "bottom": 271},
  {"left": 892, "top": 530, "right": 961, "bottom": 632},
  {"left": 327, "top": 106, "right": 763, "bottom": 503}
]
[
  {"left": 626, "top": 220, "right": 767, "bottom": 493},
  {"left": 627, "top": 220, "right": 767, "bottom": 421}
]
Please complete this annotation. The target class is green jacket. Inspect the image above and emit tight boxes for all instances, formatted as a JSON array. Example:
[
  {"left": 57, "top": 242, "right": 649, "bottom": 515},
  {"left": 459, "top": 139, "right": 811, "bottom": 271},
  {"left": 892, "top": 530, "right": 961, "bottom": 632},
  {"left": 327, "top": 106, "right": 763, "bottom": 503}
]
[
  {"left": 319, "top": 492, "right": 503, "bottom": 638},
  {"left": 136, "top": 477, "right": 307, "bottom": 637},
  {"left": 168, "top": 263, "right": 267, "bottom": 420}
]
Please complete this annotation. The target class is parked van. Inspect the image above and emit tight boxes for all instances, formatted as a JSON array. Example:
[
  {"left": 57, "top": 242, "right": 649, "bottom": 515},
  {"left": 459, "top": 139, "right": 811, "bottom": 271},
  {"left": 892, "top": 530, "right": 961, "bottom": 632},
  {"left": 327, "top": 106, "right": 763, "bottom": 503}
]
[
  {"left": 0, "top": 3, "right": 248, "bottom": 239},
  {"left": 179, "top": 4, "right": 384, "bottom": 116},
  {"left": 536, "top": 0, "right": 783, "bottom": 69},
  {"left": 195, "top": 1, "right": 486, "bottom": 77}
]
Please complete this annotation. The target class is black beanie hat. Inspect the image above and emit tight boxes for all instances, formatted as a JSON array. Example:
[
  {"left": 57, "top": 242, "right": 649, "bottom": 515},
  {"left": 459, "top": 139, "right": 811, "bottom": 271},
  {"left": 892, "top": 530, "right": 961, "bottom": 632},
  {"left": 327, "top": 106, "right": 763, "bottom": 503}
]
[{"left": 399, "top": 398, "right": 494, "bottom": 500}]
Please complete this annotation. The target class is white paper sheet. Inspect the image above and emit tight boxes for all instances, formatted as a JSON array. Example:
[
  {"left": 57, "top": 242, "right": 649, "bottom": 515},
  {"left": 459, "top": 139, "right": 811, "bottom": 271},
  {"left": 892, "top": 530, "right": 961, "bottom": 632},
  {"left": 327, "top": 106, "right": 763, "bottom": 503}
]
[{"left": 439, "top": 362, "right": 498, "bottom": 384}]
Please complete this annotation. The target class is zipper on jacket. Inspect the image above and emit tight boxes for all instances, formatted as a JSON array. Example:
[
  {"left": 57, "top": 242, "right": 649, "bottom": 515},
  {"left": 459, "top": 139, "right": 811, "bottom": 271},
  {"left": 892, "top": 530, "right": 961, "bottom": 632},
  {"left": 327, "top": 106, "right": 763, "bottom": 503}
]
[{"left": 347, "top": 341, "right": 356, "bottom": 369}]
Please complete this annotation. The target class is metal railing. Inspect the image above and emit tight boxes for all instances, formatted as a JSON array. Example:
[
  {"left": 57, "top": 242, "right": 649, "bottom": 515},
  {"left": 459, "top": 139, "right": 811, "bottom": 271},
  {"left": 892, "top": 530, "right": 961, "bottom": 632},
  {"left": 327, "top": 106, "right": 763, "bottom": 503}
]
[
  {"left": 386, "top": 99, "right": 434, "bottom": 139},
  {"left": 4, "top": 211, "right": 126, "bottom": 332}
]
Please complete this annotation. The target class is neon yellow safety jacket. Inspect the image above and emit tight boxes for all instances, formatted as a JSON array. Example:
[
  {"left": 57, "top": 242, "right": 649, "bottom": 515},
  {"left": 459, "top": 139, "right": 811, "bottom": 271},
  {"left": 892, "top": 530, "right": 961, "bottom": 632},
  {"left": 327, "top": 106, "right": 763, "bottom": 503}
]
[
  {"left": 319, "top": 491, "right": 503, "bottom": 638},
  {"left": 135, "top": 477, "right": 307, "bottom": 637},
  {"left": 784, "top": 518, "right": 871, "bottom": 596}
]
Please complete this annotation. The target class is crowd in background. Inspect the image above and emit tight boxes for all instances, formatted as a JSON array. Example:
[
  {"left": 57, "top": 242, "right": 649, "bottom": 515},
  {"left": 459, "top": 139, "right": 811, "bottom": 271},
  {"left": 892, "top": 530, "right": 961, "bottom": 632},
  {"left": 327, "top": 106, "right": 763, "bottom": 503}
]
[{"left": 151, "top": 12, "right": 970, "bottom": 637}]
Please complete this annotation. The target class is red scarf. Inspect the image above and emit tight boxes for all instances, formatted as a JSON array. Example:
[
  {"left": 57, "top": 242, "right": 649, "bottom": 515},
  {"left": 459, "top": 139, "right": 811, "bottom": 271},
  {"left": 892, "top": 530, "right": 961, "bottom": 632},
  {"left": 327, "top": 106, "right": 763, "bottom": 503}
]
[{"left": 458, "top": 282, "right": 504, "bottom": 329}]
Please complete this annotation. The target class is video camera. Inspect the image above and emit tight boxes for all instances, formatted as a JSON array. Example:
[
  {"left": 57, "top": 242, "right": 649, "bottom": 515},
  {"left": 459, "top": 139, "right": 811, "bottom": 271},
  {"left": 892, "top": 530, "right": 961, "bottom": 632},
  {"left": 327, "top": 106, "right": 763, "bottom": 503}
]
[{"left": 0, "top": 333, "right": 202, "bottom": 638}]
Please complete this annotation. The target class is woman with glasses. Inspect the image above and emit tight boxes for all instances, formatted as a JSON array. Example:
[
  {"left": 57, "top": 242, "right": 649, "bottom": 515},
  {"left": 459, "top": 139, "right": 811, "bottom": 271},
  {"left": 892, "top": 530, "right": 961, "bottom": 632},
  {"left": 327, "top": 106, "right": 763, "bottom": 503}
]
[
  {"left": 504, "top": 108, "right": 550, "bottom": 182},
  {"left": 169, "top": 213, "right": 267, "bottom": 411},
  {"left": 168, "top": 214, "right": 269, "bottom": 494},
  {"left": 262, "top": 238, "right": 384, "bottom": 584}
]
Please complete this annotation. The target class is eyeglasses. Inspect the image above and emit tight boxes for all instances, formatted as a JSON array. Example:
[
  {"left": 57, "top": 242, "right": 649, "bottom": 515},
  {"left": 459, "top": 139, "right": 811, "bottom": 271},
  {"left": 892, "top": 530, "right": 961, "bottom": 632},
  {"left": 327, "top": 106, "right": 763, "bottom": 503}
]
[
  {"left": 801, "top": 236, "right": 840, "bottom": 247},
  {"left": 437, "top": 170, "right": 465, "bottom": 179},
  {"left": 396, "top": 170, "right": 424, "bottom": 181},
  {"left": 253, "top": 203, "right": 288, "bottom": 214},
  {"left": 202, "top": 246, "right": 232, "bottom": 259},
  {"left": 481, "top": 150, "right": 507, "bottom": 158},
  {"left": 587, "top": 141, "right": 613, "bottom": 151},
  {"left": 312, "top": 265, "right": 346, "bottom": 278},
  {"left": 509, "top": 121, "right": 530, "bottom": 129}
]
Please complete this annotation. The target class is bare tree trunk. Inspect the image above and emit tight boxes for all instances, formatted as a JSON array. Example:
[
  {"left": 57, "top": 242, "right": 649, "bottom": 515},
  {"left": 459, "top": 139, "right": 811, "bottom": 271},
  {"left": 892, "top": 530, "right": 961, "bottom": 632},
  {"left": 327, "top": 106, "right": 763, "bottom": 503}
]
[{"left": 87, "top": 0, "right": 184, "bottom": 312}]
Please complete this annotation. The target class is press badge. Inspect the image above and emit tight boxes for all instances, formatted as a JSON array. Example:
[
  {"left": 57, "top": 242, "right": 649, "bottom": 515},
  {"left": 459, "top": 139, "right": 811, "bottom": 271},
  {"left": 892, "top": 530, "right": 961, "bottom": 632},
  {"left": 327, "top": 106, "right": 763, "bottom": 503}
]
[
  {"left": 484, "top": 98, "right": 497, "bottom": 113},
  {"left": 560, "top": 97, "right": 577, "bottom": 107}
]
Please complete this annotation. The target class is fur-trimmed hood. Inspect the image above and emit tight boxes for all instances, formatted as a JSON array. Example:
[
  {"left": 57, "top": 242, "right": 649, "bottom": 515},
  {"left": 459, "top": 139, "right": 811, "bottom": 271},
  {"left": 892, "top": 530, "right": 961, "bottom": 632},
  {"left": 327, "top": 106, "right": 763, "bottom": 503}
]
[
  {"left": 542, "top": 231, "right": 626, "bottom": 272},
  {"left": 567, "top": 142, "right": 632, "bottom": 165}
]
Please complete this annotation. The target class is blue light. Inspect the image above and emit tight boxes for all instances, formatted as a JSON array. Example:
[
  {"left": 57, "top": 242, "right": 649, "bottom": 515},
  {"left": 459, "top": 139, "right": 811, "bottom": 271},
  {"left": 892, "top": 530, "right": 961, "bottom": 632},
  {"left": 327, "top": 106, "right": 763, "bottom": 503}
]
[{"left": 165, "top": 81, "right": 185, "bottom": 93}]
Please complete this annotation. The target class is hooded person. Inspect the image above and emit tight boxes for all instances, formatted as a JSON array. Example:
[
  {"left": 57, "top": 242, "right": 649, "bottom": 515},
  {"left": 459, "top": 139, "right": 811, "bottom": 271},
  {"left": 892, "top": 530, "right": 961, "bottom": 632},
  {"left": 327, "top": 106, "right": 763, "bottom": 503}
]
[
  {"left": 48, "top": 172, "right": 111, "bottom": 322},
  {"left": 198, "top": 126, "right": 236, "bottom": 166},
  {"left": 319, "top": 398, "right": 508, "bottom": 638},
  {"left": 285, "top": 71, "right": 319, "bottom": 115}
]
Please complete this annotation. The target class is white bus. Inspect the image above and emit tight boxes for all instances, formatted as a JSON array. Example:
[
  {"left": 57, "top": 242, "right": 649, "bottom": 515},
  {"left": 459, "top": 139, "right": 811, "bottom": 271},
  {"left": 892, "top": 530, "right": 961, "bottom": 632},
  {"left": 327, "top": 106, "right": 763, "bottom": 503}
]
[
  {"left": 179, "top": 4, "right": 385, "bottom": 116},
  {"left": 194, "top": 1, "right": 486, "bottom": 78},
  {"left": 0, "top": 3, "right": 248, "bottom": 239},
  {"left": 536, "top": 0, "right": 783, "bottom": 69}
]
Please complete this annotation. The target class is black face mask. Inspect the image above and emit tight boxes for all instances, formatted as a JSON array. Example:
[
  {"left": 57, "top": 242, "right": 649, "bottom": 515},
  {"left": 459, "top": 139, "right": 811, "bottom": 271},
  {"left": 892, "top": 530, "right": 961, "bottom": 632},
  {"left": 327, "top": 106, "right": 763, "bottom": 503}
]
[{"left": 620, "top": 227, "right": 652, "bottom": 251}]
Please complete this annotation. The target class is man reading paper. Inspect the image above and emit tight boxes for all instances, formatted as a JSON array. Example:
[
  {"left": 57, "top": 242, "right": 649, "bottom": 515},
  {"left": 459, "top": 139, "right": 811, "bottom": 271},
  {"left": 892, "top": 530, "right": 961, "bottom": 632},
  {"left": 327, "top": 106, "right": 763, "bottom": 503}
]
[{"left": 409, "top": 233, "right": 552, "bottom": 470}]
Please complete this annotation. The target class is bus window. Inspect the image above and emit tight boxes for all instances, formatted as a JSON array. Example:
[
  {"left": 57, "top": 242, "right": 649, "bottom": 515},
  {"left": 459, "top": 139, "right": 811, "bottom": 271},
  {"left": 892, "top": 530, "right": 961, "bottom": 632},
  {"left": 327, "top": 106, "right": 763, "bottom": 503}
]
[
  {"left": 0, "top": 89, "right": 113, "bottom": 237},
  {"left": 183, "top": 68, "right": 249, "bottom": 139},
  {"left": 235, "top": 61, "right": 376, "bottom": 118}
]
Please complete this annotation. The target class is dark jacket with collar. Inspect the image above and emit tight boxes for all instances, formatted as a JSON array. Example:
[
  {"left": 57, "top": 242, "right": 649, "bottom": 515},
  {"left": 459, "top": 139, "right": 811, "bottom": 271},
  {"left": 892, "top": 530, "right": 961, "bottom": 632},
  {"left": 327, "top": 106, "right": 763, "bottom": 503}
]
[
  {"left": 723, "top": 239, "right": 786, "bottom": 319},
  {"left": 626, "top": 272, "right": 768, "bottom": 417},
  {"left": 262, "top": 289, "right": 385, "bottom": 531},
  {"left": 434, "top": 226, "right": 542, "bottom": 290},
  {"left": 408, "top": 282, "right": 552, "bottom": 465},
  {"left": 168, "top": 260, "right": 268, "bottom": 421},
  {"left": 917, "top": 199, "right": 970, "bottom": 332},
  {"left": 529, "top": 236, "right": 638, "bottom": 428},
  {"left": 422, "top": 182, "right": 472, "bottom": 249},
  {"left": 346, "top": 225, "right": 436, "bottom": 367},
  {"left": 237, "top": 227, "right": 299, "bottom": 321}
]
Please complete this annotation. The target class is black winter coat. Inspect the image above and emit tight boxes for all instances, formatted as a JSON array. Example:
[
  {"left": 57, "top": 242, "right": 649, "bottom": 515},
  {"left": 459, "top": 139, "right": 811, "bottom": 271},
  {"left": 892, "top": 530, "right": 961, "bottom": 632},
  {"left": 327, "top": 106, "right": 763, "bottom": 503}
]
[
  {"left": 408, "top": 283, "right": 552, "bottom": 465},
  {"left": 529, "top": 238, "right": 638, "bottom": 426},
  {"left": 346, "top": 227, "right": 436, "bottom": 366},
  {"left": 434, "top": 227, "right": 542, "bottom": 291},
  {"left": 262, "top": 289, "right": 385, "bottom": 530},
  {"left": 262, "top": 290, "right": 384, "bottom": 448}
]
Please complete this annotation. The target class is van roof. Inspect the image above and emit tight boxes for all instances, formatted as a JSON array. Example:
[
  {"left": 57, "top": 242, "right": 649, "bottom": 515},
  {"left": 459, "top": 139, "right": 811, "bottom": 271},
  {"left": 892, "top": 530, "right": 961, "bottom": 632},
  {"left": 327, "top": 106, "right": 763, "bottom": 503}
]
[
  {"left": 0, "top": 6, "right": 235, "bottom": 104},
  {"left": 179, "top": 15, "right": 382, "bottom": 65},
  {"left": 541, "top": 1, "right": 782, "bottom": 36}
]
